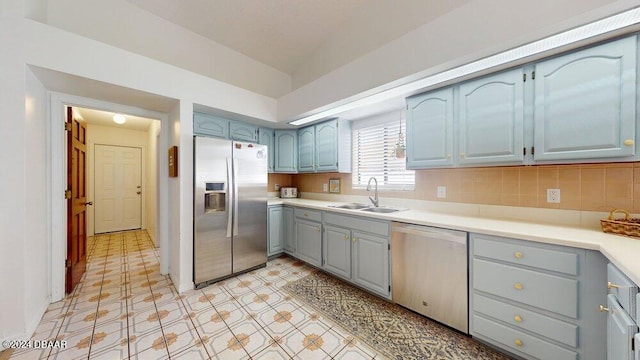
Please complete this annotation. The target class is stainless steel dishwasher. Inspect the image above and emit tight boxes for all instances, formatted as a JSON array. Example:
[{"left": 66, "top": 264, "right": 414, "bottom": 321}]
[{"left": 391, "top": 222, "right": 468, "bottom": 333}]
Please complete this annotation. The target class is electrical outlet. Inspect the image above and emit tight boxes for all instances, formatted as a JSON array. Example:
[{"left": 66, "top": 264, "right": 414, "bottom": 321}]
[
  {"left": 274, "top": 184, "right": 280, "bottom": 191},
  {"left": 437, "top": 186, "right": 446, "bottom": 199},
  {"left": 547, "top": 189, "right": 561, "bottom": 203},
  {"left": 323, "top": 183, "right": 328, "bottom": 192}
]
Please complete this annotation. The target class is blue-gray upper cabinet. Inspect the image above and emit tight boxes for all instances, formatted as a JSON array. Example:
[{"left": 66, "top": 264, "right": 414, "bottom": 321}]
[
  {"left": 297, "top": 119, "right": 352, "bottom": 173},
  {"left": 274, "top": 130, "right": 298, "bottom": 173},
  {"left": 258, "top": 128, "right": 274, "bottom": 173},
  {"left": 229, "top": 121, "right": 257, "bottom": 142},
  {"left": 533, "top": 36, "right": 637, "bottom": 161},
  {"left": 193, "top": 113, "right": 229, "bottom": 138},
  {"left": 458, "top": 68, "right": 525, "bottom": 165},
  {"left": 406, "top": 87, "right": 454, "bottom": 168},
  {"left": 298, "top": 126, "right": 315, "bottom": 172}
]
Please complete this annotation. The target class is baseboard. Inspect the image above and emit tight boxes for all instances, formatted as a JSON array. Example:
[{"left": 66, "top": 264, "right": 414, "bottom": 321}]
[{"left": 0, "top": 297, "right": 49, "bottom": 350}]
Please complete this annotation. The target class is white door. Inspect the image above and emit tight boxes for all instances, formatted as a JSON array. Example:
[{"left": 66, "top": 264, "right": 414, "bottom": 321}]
[{"left": 94, "top": 145, "right": 142, "bottom": 233}]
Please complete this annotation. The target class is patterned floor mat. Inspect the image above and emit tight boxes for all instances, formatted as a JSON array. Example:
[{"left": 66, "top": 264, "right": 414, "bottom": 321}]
[{"left": 282, "top": 270, "right": 512, "bottom": 360}]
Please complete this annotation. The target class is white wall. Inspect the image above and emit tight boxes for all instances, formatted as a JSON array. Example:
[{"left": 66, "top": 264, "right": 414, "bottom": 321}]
[
  {"left": 86, "top": 123, "right": 149, "bottom": 236},
  {"left": 279, "top": 0, "right": 640, "bottom": 120},
  {"left": 146, "top": 121, "right": 160, "bottom": 245},
  {"left": 42, "top": 0, "right": 291, "bottom": 98},
  {"left": 23, "top": 66, "right": 50, "bottom": 337}
]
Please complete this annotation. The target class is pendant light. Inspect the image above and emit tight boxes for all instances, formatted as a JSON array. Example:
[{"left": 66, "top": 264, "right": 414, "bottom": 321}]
[{"left": 394, "top": 116, "right": 406, "bottom": 159}]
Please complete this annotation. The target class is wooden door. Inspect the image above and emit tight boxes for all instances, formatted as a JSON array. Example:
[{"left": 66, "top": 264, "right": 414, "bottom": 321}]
[{"left": 66, "top": 107, "right": 88, "bottom": 294}]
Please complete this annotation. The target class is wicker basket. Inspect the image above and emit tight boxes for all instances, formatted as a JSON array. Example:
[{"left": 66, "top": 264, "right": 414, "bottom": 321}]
[{"left": 600, "top": 209, "right": 640, "bottom": 238}]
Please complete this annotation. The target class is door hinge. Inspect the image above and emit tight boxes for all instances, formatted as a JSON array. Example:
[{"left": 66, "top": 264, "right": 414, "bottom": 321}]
[
  {"left": 632, "top": 337, "right": 635, "bottom": 351},
  {"left": 531, "top": 71, "right": 536, "bottom": 80},
  {"left": 65, "top": 189, "right": 71, "bottom": 199},
  {"left": 65, "top": 259, "right": 71, "bottom": 268},
  {"left": 523, "top": 147, "right": 527, "bottom": 156},
  {"left": 64, "top": 122, "right": 72, "bottom": 131},
  {"left": 523, "top": 73, "right": 526, "bottom": 82},
  {"left": 531, "top": 146, "right": 535, "bottom": 156},
  {"left": 388, "top": 244, "right": 391, "bottom": 250},
  {"left": 388, "top": 285, "right": 391, "bottom": 292}
]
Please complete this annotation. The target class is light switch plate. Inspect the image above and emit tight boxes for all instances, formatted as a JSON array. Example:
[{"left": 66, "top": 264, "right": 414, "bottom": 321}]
[
  {"left": 323, "top": 183, "right": 328, "bottom": 192},
  {"left": 437, "top": 186, "right": 446, "bottom": 199}
]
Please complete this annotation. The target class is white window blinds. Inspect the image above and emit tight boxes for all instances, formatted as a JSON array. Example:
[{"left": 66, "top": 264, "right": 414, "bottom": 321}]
[{"left": 352, "top": 118, "right": 414, "bottom": 190}]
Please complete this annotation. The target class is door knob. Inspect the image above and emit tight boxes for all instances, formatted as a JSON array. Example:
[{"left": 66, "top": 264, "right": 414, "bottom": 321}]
[{"left": 85, "top": 201, "right": 93, "bottom": 206}]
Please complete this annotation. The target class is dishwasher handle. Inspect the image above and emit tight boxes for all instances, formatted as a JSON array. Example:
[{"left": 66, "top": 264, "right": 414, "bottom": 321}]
[{"left": 392, "top": 223, "right": 466, "bottom": 245}]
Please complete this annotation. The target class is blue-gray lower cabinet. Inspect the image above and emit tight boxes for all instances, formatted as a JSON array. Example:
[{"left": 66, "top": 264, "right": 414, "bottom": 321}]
[
  {"left": 268, "top": 206, "right": 283, "bottom": 256},
  {"left": 283, "top": 207, "right": 295, "bottom": 255},
  {"left": 322, "top": 225, "right": 351, "bottom": 280},
  {"left": 605, "top": 263, "right": 639, "bottom": 360},
  {"left": 294, "top": 218, "right": 322, "bottom": 267},
  {"left": 469, "top": 233, "right": 608, "bottom": 360},
  {"left": 352, "top": 231, "right": 390, "bottom": 299}
]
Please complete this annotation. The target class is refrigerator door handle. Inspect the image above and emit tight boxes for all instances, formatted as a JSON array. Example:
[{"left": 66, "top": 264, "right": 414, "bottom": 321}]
[
  {"left": 226, "top": 157, "right": 233, "bottom": 238},
  {"left": 233, "top": 157, "right": 239, "bottom": 236}
]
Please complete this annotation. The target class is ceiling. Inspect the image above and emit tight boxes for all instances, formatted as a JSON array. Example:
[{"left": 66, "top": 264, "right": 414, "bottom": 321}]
[
  {"left": 125, "top": 0, "right": 469, "bottom": 76},
  {"left": 75, "top": 108, "right": 157, "bottom": 131}
]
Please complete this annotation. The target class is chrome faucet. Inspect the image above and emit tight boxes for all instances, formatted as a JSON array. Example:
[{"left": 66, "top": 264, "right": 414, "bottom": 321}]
[{"left": 366, "top": 177, "right": 379, "bottom": 207}]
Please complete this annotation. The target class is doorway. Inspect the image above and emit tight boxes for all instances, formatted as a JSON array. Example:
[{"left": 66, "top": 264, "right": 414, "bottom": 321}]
[{"left": 94, "top": 145, "right": 142, "bottom": 233}]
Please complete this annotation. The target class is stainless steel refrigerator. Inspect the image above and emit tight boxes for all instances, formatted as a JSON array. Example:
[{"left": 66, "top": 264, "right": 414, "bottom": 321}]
[{"left": 193, "top": 136, "right": 267, "bottom": 288}]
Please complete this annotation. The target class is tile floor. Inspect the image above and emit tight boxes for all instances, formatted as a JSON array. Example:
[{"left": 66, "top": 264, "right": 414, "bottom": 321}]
[{"left": 5, "top": 230, "right": 381, "bottom": 359}]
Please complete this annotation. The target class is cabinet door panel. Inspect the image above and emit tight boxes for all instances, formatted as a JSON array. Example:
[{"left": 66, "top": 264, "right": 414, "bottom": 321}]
[
  {"left": 274, "top": 131, "right": 298, "bottom": 173},
  {"left": 295, "top": 219, "right": 322, "bottom": 267},
  {"left": 315, "top": 120, "right": 339, "bottom": 171},
  {"left": 193, "top": 113, "right": 229, "bottom": 138},
  {"left": 268, "top": 207, "right": 283, "bottom": 256},
  {"left": 283, "top": 207, "right": 295, "bottom": 254},
  {"left": 607, "top": 294, "right": 638, "bottom": 360},
  {"left": 459, "top": 68, "right": 524, "bottom": 165},
  {"left": 298, "top": 127, "right": 315, "bottom": 172},
  {"left": 352, "top": 231, "right": 389, "bottom": 297},
  {"left": 323, "top": 225, "right": 351, "bottom": 279},
  {"left": 534, "top": 36, "right": 637, "bottom": 161},
  {"left": 258, "top": 128, "right": 274, "bottom": 173},
  {"left": 229, "top": 121, "right": 257, "bottom": 142},
  {"left": 406, "top": 87, "right": 454, "bottom": 168}
]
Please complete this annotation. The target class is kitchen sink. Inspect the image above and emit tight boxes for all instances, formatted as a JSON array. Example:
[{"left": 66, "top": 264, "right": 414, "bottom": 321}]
[
  {"left": 360, "top": 207, "right": 404, "bottom": 213},
  {"left": 330, "top": 203, "right": 370, "bottom": 210}
]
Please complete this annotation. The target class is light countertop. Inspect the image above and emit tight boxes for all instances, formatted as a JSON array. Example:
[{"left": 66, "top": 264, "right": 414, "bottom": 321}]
[{"left": 269, "top": 198, "right": 640, "bottom": 285}]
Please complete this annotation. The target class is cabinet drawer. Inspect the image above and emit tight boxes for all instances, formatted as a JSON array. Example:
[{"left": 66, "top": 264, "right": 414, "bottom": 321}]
[
  {"left": 473, "top": 259, "right": 578, "bottom": 318},
  {"left": 294, "top": 208, "right": 322, "bottom": 222},
  {"left": 473, "top": 314, "right": 577, "bottom": 360},
  {"left": 324, "top": 212, "right": 389, "bottom": 237},
  {"left": 473, "top": 234, "right": 578, "bottom": 276},
  {"left": 473, "top": 294, "right": 578, "bottom": 347},
  {"left": 607, "top": 263, "right": 638, "bottom": 317}
]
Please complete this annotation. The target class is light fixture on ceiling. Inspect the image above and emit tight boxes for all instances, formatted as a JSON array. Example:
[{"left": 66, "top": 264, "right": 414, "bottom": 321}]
[
  {"left": 113, "top": 113, "right": 126, "bottom": 124},
  {"left": 289, "top": 6, "right": 640, "bottom": 126}
]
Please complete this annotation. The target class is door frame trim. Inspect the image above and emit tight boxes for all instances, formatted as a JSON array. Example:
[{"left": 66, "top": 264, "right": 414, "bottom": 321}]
[{"left": 49, "top": 92, "right": 170, "bottom": 302}]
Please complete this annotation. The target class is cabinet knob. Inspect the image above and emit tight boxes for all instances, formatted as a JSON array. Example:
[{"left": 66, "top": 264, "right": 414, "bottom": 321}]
[
  {"left": 624, "top": 139, "right": 634, "bottom": 146},
  {"left": 446, "top": 154, "right": 452, "bottom": 159},
  {"left": 460, "top": 153, "right": 465, "bottom": 158},
  {"left": 514, "top": 282, "right": 523, "bottom": 290},
  {"left": 607, "top": 281, "right": 620, "bottom": 289},
  {"left": 514, "top": 315, "right": 522, "bottom": 323},
  {"left": 344, "top": 234, "right": 349, "bottom": 240},
  {"left": 514, "top": 251, "right": 523, "bottom": 259},
  {"left": 316, "top": 227, "right": 321, "bottom": 232},
  {"left": 514, "top": 339, "right": 523, "bottom": 347},
  {"left": 353, "top": 237, "right": 358, "bottom": 243},
  {"left": 599, "top": 304, "right": 610, "bottom": 312}
]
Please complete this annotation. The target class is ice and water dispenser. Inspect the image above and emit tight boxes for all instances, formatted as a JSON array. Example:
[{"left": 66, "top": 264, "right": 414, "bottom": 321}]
[{"left": 204, "top": 181, "right": 226, "bottom": 213}]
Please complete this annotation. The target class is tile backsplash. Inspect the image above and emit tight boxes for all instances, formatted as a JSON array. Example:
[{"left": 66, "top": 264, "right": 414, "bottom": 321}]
[{"left": 269, "top": 163, "right": 640, "bottom": 213}]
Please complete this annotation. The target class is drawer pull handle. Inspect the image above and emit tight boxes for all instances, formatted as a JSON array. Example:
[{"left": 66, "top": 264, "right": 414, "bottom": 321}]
[
  {"left": 599, "top": 305, "right": 610, "bottom": 312},
  {"left": 514, "top": 283, "right": 523, "bottom": 290},
  {"left": 514, "top": 251, "right": 523, "bottom": 259},
  {"left": 514, "top": 315, "right": 522, "bottom": 323},
  {"left": 607, "top": 281, "right": 620, "bottom": 289},
  {"left": 514, "top": 339, "right": 523, "bottom": 347}
]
